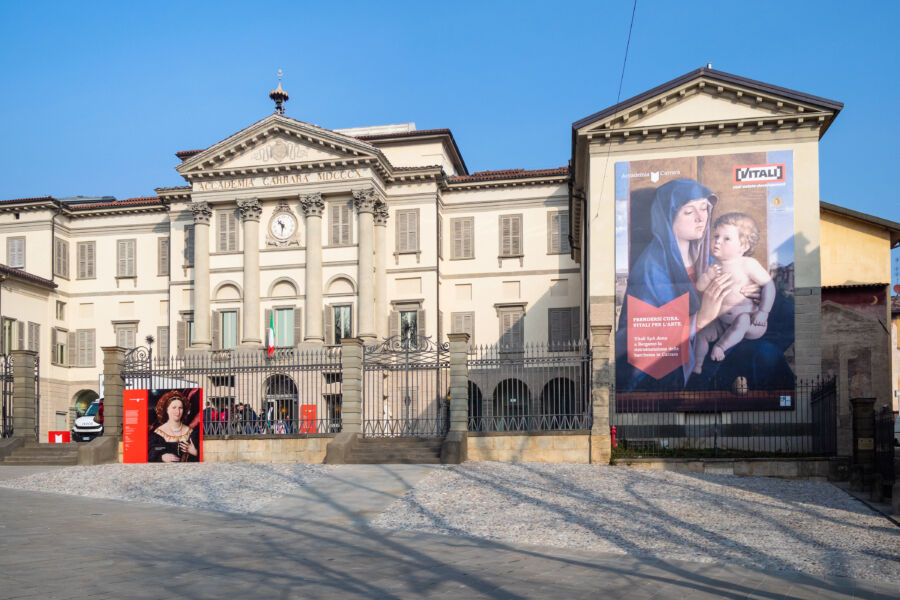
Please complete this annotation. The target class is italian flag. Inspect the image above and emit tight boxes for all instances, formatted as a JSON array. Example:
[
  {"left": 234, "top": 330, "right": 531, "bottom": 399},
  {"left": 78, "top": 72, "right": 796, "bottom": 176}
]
[{"left": 266, "top": 312, "right": 276, "bottom": 358}]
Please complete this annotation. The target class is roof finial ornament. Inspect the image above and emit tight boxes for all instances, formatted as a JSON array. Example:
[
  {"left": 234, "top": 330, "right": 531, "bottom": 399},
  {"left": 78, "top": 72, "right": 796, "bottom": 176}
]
[{"left": 269, "top": 69, "right": 289, "bottom": 115}]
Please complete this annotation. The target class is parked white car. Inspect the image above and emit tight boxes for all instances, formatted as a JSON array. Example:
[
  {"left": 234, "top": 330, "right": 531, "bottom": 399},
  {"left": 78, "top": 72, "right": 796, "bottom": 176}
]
[{"left": 72, "top": 399, "right": 103, "bottom": 442}]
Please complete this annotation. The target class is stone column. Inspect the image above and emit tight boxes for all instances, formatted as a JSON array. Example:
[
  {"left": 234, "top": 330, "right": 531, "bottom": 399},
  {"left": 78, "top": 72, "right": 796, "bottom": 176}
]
[
  {"left": 374, "top": 201, "right": 389, "bottom": 339},
  {"left": 190, "top": 202, "right": 213, "bottom": 350},
  {"left": 237, "top": 197, "right": 262, "bottom": 346},
  {"left": 442, "top": 333, "right": 469, "bottom": 464},
  {"left": 590, "top": 324, "right": 613, "bottom": 464},
  {"left": 353, "top": 188, "right": 378, "bottom": 342},
  {"left": 11, "top": 350, "right": 37, "bottom": 440},
  {"left": 300, "top": 193, "right": 325, "bottom": 344},
  {"left": 101, "top": 346, "right": 126, "bottom": 438}
]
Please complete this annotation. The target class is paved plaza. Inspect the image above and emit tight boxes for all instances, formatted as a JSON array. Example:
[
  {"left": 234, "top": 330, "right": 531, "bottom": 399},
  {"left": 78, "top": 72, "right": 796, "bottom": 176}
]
[{"left": 0, "top": 464, "right": 897, "bottom": 599}]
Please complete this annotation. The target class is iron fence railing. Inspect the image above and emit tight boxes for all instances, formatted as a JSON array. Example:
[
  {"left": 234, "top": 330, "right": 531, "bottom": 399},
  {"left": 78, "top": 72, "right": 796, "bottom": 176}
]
[
  {"left": 0, "top": 354, "right": 12, "bottom": 438},
  {"left": 874, "top": 404, "right": 896, "bottom": 498},
  {"left": 466, "top": 340, "right": 592, "bottom": 433},
  {"left": 611, "top": 377, "right": 838, "bottom": 458},
  {"left": 122, "top": 346, "right": 342, "bottom": 436}
]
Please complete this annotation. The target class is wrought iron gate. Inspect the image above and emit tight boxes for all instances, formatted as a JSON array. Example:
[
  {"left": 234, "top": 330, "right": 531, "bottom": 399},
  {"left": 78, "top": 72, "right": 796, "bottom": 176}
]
[{"left": 362, "top": 336, "right": 450, "bottom": 437}]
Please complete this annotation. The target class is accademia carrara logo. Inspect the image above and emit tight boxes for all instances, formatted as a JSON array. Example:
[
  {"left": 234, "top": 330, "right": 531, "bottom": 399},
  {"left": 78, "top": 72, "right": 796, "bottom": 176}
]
[{"left": 733, "top": 163, "right": 785, "bottom": 185}]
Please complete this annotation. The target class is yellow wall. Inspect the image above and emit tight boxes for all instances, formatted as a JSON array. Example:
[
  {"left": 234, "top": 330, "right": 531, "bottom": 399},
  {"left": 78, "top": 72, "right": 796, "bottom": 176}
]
[{"left": 820, "top": 211, "right": 892, "bottom": 286}]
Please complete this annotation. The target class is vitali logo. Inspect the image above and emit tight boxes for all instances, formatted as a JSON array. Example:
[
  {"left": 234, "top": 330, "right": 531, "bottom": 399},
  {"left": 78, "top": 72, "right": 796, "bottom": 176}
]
[{"left": 733, "top": 163, "right": 785, "bottom": 185}]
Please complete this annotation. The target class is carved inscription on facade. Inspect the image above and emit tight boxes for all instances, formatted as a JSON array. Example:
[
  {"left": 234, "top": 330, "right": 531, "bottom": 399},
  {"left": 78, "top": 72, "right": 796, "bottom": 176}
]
[{"left": 193, "top": 168, "right": 365, "bottom": 192}]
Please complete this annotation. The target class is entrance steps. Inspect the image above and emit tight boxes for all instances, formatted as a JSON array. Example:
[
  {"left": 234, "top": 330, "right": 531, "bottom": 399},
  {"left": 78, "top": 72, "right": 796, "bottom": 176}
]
[
  {"left": 345, "top": 437, "right": 443, "bottom": 464},
  {"left": 2, "top": 441, "right": 79, "bottom": 466}
]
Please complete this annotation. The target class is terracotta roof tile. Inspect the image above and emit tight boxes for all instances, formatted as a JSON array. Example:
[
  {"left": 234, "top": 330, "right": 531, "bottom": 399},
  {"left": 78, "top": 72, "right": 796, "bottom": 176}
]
[
  {"left": 175, "top": 149, "right": 203, "bottom": 160},
  {"left": 71, "top": 197, "right": 163, "bottom": 210},
  {"left": 0, "top": 195, "right": 56, "bottom": 204},
  {"left": 354, "top": 128, "right": 452, "bottom": 140},
  {"left": 0, "top": 264, "right": 57, "bottom": 289},
  {"left": 448, "top": 166, "right": 569, "bottom": 184}
]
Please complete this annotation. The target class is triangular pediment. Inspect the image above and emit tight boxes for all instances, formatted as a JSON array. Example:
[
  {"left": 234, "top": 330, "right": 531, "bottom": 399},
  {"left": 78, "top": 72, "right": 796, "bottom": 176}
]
[
  {"left": 574, "top": 67, "right": 842, "bottom": 136},
  {"left": 177, "top": 114, "right": 385, "bottom": 175}
]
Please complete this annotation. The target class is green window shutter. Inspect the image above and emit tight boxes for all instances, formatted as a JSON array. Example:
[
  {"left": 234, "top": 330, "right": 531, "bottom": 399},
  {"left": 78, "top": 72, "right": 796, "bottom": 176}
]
[
  {"left": 324, "top": 306, "right": 335, "bottom": 345},
  {"left": 211, "top": 310, "right": 221, "bottom": 349},
  {"left": 16, "top": 321, "right": 24, "bottom": 351},
  {"left": 176, "top": 321, "right": 186, "bottom": 355},
  {"left": 389, "top": 311, "right": 400, "bottom": 339},
  {"left": 67, "top": 331, "right": 77, "bottom": 367}
]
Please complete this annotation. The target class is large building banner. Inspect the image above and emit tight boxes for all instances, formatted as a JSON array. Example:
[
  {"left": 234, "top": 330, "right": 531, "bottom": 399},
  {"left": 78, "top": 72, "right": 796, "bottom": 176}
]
[{"left": 614, "top": 151, "right": 795, "bottom": 410}]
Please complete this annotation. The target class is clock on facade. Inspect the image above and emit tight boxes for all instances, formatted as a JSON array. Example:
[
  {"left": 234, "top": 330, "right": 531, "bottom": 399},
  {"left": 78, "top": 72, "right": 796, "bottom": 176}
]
[{"left": 270, "top": 213, "right": 296, "bottom": 239}]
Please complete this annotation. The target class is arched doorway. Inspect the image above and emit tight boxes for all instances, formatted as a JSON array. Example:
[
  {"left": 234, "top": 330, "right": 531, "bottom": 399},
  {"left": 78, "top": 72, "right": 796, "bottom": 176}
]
[
  {"left": 492, "top": 378, "right": 530, "bottom": 431},
  {"left": 468, "top": 381, "right": 484, "bottom": 432},
  {"left": 540, "top": 378, "right": 580, "bottom": 429},
  {"left": 264, "top": 374, "right": 297, "bottom": 433},
  {"left": 72, "top": 389, "right": 99, "bottom": 418}
]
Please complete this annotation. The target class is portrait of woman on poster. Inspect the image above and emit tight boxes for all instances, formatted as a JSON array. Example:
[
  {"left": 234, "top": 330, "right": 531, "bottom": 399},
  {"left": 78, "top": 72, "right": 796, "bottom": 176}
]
[
  {"left": 148, "top": 390, "right": 200, "bottom": 462},
  {"left": 616, "top": 178, "right": 794, "bottom": 392}
]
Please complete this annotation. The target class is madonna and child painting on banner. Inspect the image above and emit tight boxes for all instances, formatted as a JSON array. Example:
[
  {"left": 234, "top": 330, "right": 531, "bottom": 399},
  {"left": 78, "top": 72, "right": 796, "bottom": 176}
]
[{"left": 614, "top": 151, "right": 795, "bottom": 410}]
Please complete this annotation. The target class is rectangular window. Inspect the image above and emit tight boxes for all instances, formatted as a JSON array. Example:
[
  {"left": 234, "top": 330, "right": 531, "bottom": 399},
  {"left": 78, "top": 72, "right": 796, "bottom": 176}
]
[
  {"left": 333, "top": 305, "right": 351, "bottom": 345},
  {"left": 400, "top": 310, "right": 418, "bottom": 346},
  {"left": 324, "top": 394, "right": 342, "bottom": 433},
  {"left": 451, "top": 217, "right": 474, "bottom": 259},
  {"left": 217, "top": 210, "right": 239, "bottom": 252},
  {"left": 7, "top": 237, "right": 24, "bottom": 269},
  {"left": 27, "top": 322, "right": 40, "bottom": 352},
  {"left": 76, "top": 329, "right": 95, "bottom": 367},
  {"left": 51, "top": 328, "right": 67, "bottom": 365},
  {"left": 221, "top": 311, "right": 238, "bottom": 350},
  {"left": 329, "top": 202, "right": 352, "bottom": 246},
  {"left": 53, "top": 238, "right": 69, "bottom": 278},
  {"left": 157, "top": 326, "right": 169, "bottom": 359},
  {"left": 274, "top": 308, "right": 294, "bottom": 347},
  {"left": 115, "top": 324, "right": 136, "bottom": 349},
  {"left": 117, "top": 239, "right": 136, "bottom": 277},
  {"left": 396, "top": 209, "right": 419, "bottom": 253},
  {"left": 158, "top": 237, "right": 170, "bottom": 276},
  {"left": 77, "top": 241, "right": 95, "bottom": 279},
  {"left": 56, "top": 301, "right": 66, "bottom": 320},
  {"left": 499, "top": 214, "right": 523, "bottom": 257},
  {"left": 548, "top": 211, "right": 570, "bottom": 254},
  {"left": 1, "top": 318, "right": 14, "bottom": 354},
  {"left": 548, "top": 307, "right": 580, "bottom": 350},
  {"left": 451, "top": 312, "right": 475, "bottom": 346},
  {"left": 499, "top": 308, "right": 524, "bottom": 351},
  {"left": 184, "top": 225, "right": 194, "bottom": 267}
]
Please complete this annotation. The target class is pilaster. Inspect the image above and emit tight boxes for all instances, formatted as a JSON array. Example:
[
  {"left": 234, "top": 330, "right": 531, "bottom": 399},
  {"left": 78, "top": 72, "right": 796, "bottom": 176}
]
[
  {"left": 101, "top": 346, "right": 127, "bottom": 438},
  {"left": 374, "top": 201, "right": 389, "bottom": 339},
  {"left": 590, "top": 324, "right": 612, "bottom": 464},
  {"left": 340, "top": 338, "right": 363, "bottom": 434}
]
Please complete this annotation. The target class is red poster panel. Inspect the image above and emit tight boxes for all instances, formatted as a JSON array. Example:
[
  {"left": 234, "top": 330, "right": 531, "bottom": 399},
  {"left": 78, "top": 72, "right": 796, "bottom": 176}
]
[
  {"left": 299, "top": 404, "right": 317, "bottom": 433},
  {"left": 48, "top": 431, "right": 70, "bottom": 443},
  {"left": 123, "top": 389, "right": 149, "bottom": 463}
]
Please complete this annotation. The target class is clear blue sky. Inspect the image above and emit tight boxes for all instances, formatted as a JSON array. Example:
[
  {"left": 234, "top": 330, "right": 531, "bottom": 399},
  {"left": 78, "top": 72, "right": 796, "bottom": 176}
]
[{"left": 1, "top": 1, "right": 898, "bottom": 280}]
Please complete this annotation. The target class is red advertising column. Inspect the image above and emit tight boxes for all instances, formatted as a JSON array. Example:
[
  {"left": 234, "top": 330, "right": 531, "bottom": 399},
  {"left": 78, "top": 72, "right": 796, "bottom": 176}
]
[{"left": 123, "top": 389, "right": 149, "bottom": 463}]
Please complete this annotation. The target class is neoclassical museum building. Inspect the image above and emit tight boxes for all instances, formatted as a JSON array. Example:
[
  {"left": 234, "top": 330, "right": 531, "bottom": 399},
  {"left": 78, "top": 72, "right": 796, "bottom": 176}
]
[{"left": 1, "top": 67, "right": 897, "bottom": 446}]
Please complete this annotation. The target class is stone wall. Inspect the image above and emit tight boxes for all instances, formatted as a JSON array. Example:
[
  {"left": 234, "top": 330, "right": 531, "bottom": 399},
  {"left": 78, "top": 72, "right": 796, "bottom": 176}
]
[
  {"left": 184, "top": 435, "right": 332, "bottom": 463},
  {"left": 467, "top": 432, "right": 590, "bottom": 463},
  {"left": 615, "top": 456, "right": 849, "bottom": 481}
]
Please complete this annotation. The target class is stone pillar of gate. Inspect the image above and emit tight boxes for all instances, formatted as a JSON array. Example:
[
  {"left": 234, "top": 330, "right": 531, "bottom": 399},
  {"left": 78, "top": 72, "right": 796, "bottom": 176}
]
[
  {"left": 442, "top": 333, "right": 469, "bottom": 464},
  {"left": 102, "top": 346, "right": 126, "bottom": 438},
  {"left": 374, "top": 202, "right": 389, "bottom": 339},
  {"left": 325, "top": 338, "right": 362, "bottom": 464},
  {"left": 237, "top": 197, "right": 263, "bottom": 347},
  {"left": 300, "top": 193, "right": 325, "bottom": 345},
  {"left": 340, "top": 338, "right": 363, "bottom": 434},
  {"left": 190, "top": 201, "right": 213, "bottom": 350},
  {"left": 10, "top": 350, "right": 37, "bottom": 439},
  {"left": 353, "top": 188, "right": 377, "bottom": 343},
  {"left": 589, "top": 324, "right": 612, "bottom": 464}
]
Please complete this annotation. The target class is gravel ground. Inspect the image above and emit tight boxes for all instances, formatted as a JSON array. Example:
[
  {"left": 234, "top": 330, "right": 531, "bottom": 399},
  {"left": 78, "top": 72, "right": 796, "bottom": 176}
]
[
  {"left": 372, "top": 462, "right": 900, "bottom": 583},
  {"left": 0, "top": 463, "right": 332, "bottom": 513}
]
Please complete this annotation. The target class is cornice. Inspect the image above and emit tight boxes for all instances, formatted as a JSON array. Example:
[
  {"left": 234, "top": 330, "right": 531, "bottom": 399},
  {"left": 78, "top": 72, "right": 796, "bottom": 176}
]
[{"left": 576, "top": 76, "right": 839, "bottom": 139}]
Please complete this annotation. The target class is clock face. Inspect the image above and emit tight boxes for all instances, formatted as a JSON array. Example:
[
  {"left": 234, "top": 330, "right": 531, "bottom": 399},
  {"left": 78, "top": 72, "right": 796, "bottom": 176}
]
[{"left": 271, "top": 214, "right": 296, "bottom": 239}]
